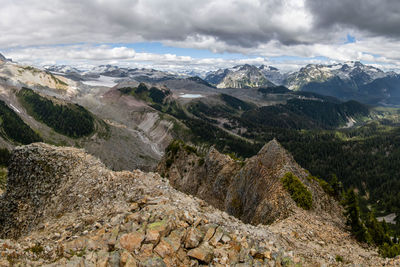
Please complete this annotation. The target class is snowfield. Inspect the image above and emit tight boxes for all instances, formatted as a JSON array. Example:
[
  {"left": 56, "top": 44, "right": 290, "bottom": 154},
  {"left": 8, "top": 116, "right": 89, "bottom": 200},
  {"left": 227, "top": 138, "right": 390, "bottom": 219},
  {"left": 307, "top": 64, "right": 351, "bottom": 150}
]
[
  {"left": 179, "top": 93, "right": 203, "bottom": 98},
  {"left": 81, "top": 75, "right": 119, "bottom": 87}
]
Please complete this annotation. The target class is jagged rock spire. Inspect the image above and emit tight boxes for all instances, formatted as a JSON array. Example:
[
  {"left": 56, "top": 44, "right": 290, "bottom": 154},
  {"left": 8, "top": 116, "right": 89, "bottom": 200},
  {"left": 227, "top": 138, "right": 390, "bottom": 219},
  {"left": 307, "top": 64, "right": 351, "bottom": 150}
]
[{"left": 158, "top": 139, "right": 339, "bottom": 226}]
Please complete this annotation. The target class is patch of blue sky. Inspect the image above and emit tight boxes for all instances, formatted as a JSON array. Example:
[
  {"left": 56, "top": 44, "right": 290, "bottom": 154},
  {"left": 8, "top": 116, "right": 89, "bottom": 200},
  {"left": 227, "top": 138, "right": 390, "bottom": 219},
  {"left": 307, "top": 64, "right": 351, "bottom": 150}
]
[
  {"left": 107, "top": 42, "right": 250, "bottom": 59},
  {"left": 345, "top": 34, "right": 356, "bottom": 44}
]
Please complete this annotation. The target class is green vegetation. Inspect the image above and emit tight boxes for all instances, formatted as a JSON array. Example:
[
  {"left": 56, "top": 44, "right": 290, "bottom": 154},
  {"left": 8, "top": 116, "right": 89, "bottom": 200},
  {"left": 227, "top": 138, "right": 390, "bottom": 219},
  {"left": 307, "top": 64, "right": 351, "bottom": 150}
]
[
  {"left": 198, "top": 157, "right": 205, "bottom": 166},
  {"left": 220, "top": 93, "right": 255, "bottom": 111},
  {"left": 68, "top": 248, "right": 86, "bottom": 257},
  {"left": 182, "top": 117, "right": 259, "bottom": 158},
  {"left": 26, "top": 244, "right": 44, "bottom": 255},
  {"left": 154, "top": 97, "right": 260, "bottom": 158},
  {"left": 17, "top": 88, "right": 94, "bottom": 138},
  {"left": 0, "top": 100, "right": 42, "bottom": 144},
  {"left": 0, "top": 148, "right": 11, "bottom": 167},
  {"left": 335, "top": 255, "right": 344, "bottom": 262},
  {"left": 343, "top": 189, "right": 369, "bottom": 242},
  {"left": 165, "top": 140, "right": 199, "bottom": 168},
  {"left": 21, "top": 66, "right": 40, "bottom": 74},
  {"left": 118, "top": 83, "right": 171, "bottom": 105},
  {"left": 242, "top": 98, "right": 369, "bottom": 129},
  {"left": 276, "top": 125, "right": 400, "bottom": 216},
  {"left": 50, "top": 73, "right": 68, "bottom": 86},
  {"left": 342, "top": 189, "right": 400, "bottom": 257},
  {"left": 379, "top": 243, "right": 400, "bottom": 258},
  {"left": 281, "top": 172, "right": 313, "bottom": 210},
  {"left": 165, "top": 140, "right": 198, "bottom": 156},
  {"left": 187, "top": 76, "right": 215, "bottom": 88},
  {"left": 258, "top": 86, "right": 291, "bottom": 95},
  {"left": 308, "top": 175, "right": 341, "bottom": 198}
]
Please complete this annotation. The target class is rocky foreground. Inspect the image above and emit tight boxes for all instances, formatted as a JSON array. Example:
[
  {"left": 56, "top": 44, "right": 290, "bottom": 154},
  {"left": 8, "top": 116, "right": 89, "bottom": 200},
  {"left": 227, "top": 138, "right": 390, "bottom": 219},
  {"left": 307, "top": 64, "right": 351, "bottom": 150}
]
[{"left": 0, "top": 143, "right": 399, "bottom": 266}]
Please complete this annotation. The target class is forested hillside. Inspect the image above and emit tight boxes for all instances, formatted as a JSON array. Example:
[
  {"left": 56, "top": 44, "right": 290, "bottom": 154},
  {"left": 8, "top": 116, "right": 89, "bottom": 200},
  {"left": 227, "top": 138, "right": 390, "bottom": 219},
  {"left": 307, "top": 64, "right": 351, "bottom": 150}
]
[
  {"left": 0, "top": 100, "right": 42, "bottom": 144},
  {"left": 17, "top": 88, "right": 95, "bottom": 138}
]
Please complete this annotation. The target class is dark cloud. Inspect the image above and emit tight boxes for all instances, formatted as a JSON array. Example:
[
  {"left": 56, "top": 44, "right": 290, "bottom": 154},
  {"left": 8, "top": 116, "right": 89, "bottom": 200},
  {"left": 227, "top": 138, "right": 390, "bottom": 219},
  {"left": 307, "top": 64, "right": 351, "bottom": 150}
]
[
  {"left": 0, "top": 0, "right": 313, "bottom": 49},
  {"left": 306, "top": 0, "right": 400, "bottom": 38}
]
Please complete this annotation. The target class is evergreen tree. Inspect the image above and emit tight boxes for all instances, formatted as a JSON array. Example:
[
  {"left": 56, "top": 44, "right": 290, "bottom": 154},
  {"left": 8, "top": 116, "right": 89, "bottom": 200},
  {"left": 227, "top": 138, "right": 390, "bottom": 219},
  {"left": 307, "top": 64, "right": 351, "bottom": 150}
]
[
  {"left": 343, "top": 188, "right": 369, "bottom": 242},
  {"left": 365, "top": 211, "right": 392, "bottom": 246},
  {"left": 329, "top": 174, "right": 343, "bottom": 199}
]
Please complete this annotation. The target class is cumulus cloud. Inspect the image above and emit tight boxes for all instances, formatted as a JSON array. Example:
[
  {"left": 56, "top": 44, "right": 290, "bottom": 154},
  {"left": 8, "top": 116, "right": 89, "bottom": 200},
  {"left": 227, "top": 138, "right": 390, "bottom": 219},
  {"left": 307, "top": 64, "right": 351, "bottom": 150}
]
[
  {"left": 4, "top": 44, "right": 310, "bottom": 73},
  {"left": 1, "top": 0, "right": 400, "bottom": 71},
  {"left": 5, "top": 45, "right": 190, "bottom": 65}
]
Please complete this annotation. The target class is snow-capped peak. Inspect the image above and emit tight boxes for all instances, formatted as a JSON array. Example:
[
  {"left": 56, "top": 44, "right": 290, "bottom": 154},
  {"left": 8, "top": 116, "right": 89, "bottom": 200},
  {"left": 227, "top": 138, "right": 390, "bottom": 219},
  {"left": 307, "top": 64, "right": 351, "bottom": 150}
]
[{"left": 44, "top": 65, "right": 81, "bottom": 74}]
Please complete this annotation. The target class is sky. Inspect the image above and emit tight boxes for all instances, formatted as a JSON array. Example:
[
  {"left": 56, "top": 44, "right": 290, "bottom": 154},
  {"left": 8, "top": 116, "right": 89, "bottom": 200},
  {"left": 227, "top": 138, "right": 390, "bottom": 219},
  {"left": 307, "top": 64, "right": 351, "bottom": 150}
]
[{"left": 1, "top": 0, "right": 400, "bottom": 73}]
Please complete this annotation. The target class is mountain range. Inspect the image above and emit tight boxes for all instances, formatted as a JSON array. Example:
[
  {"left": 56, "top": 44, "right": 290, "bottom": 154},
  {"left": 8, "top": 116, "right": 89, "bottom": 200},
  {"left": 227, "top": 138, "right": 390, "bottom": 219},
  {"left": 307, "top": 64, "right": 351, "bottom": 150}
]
[
  {"left": 204, "top": 61, "right": 400, "bottom": 106},
  {"left": 44, "top": 60, "right": 400, "bottom": 106},
  {"left": 204, "top": 64, "right": 276, "bottom": 88}
]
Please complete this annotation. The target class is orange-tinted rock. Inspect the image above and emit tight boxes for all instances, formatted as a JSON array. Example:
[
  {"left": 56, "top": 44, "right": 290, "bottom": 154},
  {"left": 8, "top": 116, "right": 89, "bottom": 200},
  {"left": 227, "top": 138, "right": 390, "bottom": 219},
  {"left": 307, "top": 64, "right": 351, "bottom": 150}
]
[{"left": 119, "top": 232, "right": 145, "bottom": 252}]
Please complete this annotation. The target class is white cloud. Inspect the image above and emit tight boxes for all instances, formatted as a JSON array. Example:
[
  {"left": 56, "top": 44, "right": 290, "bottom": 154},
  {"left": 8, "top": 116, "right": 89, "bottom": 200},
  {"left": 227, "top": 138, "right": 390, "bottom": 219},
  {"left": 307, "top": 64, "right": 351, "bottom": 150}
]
[{"left": 4, "top": 43, "right": 400, "bottom": 74}]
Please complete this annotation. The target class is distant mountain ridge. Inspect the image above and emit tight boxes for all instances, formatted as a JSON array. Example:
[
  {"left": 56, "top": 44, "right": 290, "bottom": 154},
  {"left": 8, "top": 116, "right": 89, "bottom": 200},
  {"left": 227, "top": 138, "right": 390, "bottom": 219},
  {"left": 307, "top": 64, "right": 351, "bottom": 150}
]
[
  {"left": 285, "top": 61, "right": 389, "bottom": 90},
  {"left": 44, "top": 65, "right": 81, "bottom": 74},
  {"left": 34, "top": 60, "right": 400, "bottom": 106},
  {"left": 205, "top": 64, "right": 277, "bottom": 88},
  {"left": 45, "top": 64, "right": 187, "bottom": 83},
  {"left": 285, "top": 61, "right": 400, "bottom": 105},
  {"left": 201, "top": 61, "right": 400, "bottom": 106}
]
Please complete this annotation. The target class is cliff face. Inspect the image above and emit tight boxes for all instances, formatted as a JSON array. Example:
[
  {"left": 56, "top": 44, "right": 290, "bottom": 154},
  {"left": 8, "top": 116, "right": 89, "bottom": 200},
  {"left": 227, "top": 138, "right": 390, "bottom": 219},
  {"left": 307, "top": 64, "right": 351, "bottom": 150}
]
[
  {"left": 0, "top": 143, "right": 397, "bottom": 266},
  {"left": 157, "top": 139, "right": 341, "bottom": 225}
]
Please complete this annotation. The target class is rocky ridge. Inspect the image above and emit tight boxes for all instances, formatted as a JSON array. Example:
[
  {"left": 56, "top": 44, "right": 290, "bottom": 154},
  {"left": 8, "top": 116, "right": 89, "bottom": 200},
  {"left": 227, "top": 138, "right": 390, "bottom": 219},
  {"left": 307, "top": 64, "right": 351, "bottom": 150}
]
[
  {"left": 0, "top": 143, "right": 398, "bottom": 266},
  {"left": 284, "top": 61, "right": 389, "bottom": 91},
  {"left": 205, "top": 65, "right": 276, "bottom": 89},
  {"left": 157, "top": 139, "right": 342, "bottom": 225}
]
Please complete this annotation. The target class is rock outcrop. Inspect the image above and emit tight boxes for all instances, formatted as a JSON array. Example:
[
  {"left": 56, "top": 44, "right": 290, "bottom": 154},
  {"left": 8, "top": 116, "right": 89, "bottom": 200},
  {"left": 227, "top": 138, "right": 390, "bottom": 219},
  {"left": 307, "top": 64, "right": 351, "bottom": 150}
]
[
  {"left": 0, "top": 143, "right": 397, "bottom": 266},
  {"left": 157, "top": 139, "right": 342, "bottom": 225}
]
